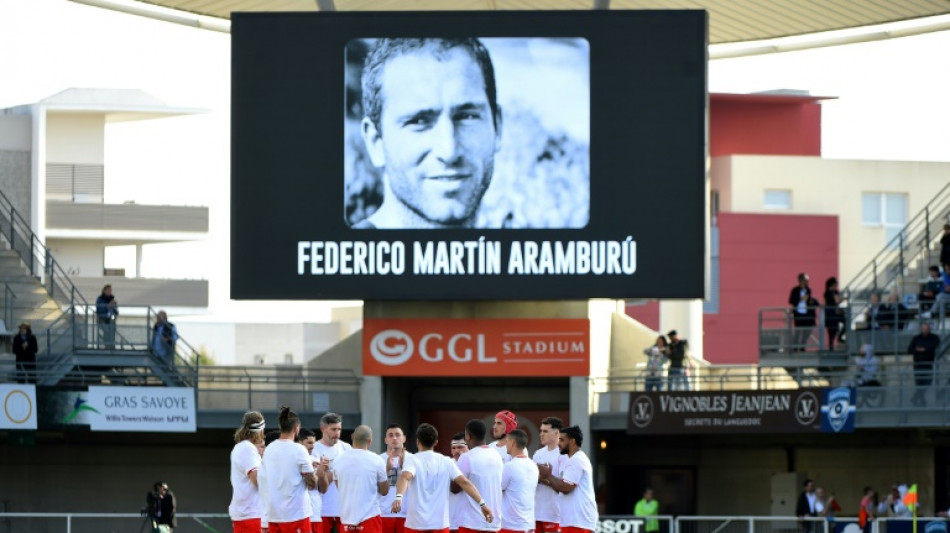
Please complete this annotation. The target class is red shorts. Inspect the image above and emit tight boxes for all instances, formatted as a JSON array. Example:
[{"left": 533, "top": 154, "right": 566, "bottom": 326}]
[
  {"left": 233, "top": 518, "right": 261, "bottom": 533},
  {"left": 322, "top": 517, "right": 343, "bottom": 533},
  {"left": 382, "top": 517, "right": 407, "bottom": 533},
  {"left": 270, "top": 518, "right": 312, "bottom": 533},
  {"left": 560, "top": 528, "right": 592, "bottom": 533},
  {"left": 314, "top": 522, "right": 324, "bottom": 533},
  {"left": 343, "top": 516, "right": 383, "bottom": 533},
  {"left": 501, "top": 529, "right": 532, "bottom": 533},
  {"left": 459, "top": 527, "right": 496, "bottom": 533},
  {"left": 536, "top": 523, "right": 560, "bottom": 533},
  {"left": 405, "top": 528, "right": 449, "bottom": 533}
]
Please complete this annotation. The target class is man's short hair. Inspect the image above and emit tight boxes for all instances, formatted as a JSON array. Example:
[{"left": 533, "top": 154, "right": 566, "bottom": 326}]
[
  {"left": 297, "top": 427, "right": 316, "bottom": 441},
  {"left": 352, "top": 424, "right": 373, "bottom": 446},
  {"left": 153, "top": 481, "right": 167, "bottom": 492},
  {"left": 264, "top": 430, "right": 280, "bottom": 446},
  {"left": 386, "top": 423, "right": 403, "bottom": 432},
  {"left": 321, "top": 412, "right": 342, "bottom": 427},
  {"left": 562, "top": 425, "right": 583, "bottom": 447},
  {"left": 931, "top": 265, "right": 941, "bottom": 274},
  {"left": 451, "top": 432, "right": 465, "bottom": 442},
  {"left": 465, "top": 419, "right": 487, "bottom": 442},
  {"left": 417, "top": 423, "right": 438, "bottom": 448},
  {"left": 541, "top": 416, "right": 564, "bottom": 430},
  {"left": 508, "top": 429, "right": 528, "bottom": 450},
  {"left": 804, "top": 479, "right": 814, "bottom": 488},
  {"left": 362, "top": 38, "right": 500, "bottom": 132}
]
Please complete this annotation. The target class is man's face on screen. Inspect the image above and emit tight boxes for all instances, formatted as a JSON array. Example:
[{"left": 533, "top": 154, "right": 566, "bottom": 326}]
[{"left": 364, "top": 46, "right": 500, "bottom": 227}]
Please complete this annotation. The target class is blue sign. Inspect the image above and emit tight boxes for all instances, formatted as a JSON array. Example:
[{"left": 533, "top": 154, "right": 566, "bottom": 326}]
[{"left": 821, "top": 387, "right": 856, "bottom": 433}]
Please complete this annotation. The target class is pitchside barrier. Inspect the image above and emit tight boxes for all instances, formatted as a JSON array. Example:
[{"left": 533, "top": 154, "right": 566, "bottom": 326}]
[{"left": 0, "top": 514, "right": 939, "bottom": 533}]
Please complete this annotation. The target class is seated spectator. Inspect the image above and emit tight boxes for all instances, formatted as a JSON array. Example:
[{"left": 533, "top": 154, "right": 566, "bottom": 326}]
[
  {"left": 854, "top": 344, "right": 880, "bottom": 386},
  {"left": 863, "top": 292, "right": 884, "bottom": 330},
  {"left": 878, "top": 293, "right": 911, "bottom": 330},
  {"left": 919, "top": 265, "right": 945, "bottom": 314}
]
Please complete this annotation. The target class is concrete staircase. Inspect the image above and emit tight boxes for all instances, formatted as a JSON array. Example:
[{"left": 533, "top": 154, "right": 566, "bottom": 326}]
[{"left": 0, "top": 248, "right": 65, "bottom": 332}]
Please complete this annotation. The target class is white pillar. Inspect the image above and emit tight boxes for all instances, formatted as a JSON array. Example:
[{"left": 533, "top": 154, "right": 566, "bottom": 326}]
[
  {"left": 659, "top": 299, "right": 704, "bottom": 360},
  {"left": 359, "top": 375, "right": 383, "bottom": 452},
  {"left": 135, "top": 244, "right": 144, "bottom": 278},
  {"left": 569, "top": 376, "right": 591, "bottom": 456},
  {"left": 31, "top": 105, "right": 47, "bottom": 247}
]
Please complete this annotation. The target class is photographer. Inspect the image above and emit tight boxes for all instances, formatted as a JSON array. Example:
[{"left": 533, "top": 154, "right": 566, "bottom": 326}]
[{"left": 144, "top": 482, "right": 176, "bottom": 532}]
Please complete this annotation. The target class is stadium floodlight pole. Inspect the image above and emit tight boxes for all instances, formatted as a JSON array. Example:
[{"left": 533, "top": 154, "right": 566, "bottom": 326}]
[{"left": 68, "top": 0, "right": 231, "bottom": 33}]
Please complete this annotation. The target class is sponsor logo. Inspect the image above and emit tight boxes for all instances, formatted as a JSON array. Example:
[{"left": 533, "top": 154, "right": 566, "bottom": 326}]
[
  {"left": 822, "top": 387, "right": 856, "bottom": 433},
  {"left": 369, "top": 329, "right": 415, "bottom": 366},
  {"left": 370, "top": 329, "right": 491, "bottom": 366},
  {"left": 64, "top": 397, "right": 100, "bottom": 423},
  {"left": 630, "top": 395, "right": 654, "bottom": 428},
  {"left": 4, "top": 389, "right": 33, "bottom": 424},
  {"left": 597, "top": 519, "right": 645, "bottom": 533},
  {"left": 795, "top": 391, "right": 818, "bottom": 426}
]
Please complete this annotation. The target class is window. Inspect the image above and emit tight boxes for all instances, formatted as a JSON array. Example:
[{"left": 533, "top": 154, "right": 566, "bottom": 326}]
[
  {"left": 862, "top": 192, "right": 908, "bottom": 244},
  {"left": 253, "top": 354, "right": 265, "bottom": 365},
  {"left": 763, "top": 190, "right": 791, "bottom": 210}
]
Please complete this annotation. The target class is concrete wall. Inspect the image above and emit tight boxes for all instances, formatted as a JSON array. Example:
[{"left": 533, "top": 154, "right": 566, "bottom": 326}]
[
  {"left": 46, "top": 238, "right": 104, "bottom": 276},
  {"left": 0, "top": 115, "right": 33, "bottom": 224},
  {"left": 720, "top": 155, "right": 950, "bottom": 283},
  {"left": 46, "top": 113, "right": 105, "bottom": 165}
]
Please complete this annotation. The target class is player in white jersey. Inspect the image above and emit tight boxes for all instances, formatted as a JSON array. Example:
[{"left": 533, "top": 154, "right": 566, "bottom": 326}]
[
  {"left": 490, "top": 411, "right": 517, "bottom": 463},
  {"left": 379, "top": 423, "right": 412, "bottom": 533},
  {"left": 449, "top": 433, "right": 470, "bottom": 533},
  {"left": 298, "top": 427, "right": 333, "bottom": 533},
  {"left": 500, "top": 429, "right": 539, "bottom": 533},
  {"left": 333, "top": 425, "right": 389, "bottom": 533},
  {"left": 313, "top": 412, "right": 353, "bottom": 533},
  {"left": 453, "top": 419, "right": 504, "bottom": 533},
  {"left": 538, "top": 426, "right": 598, "bottom": 533},
  {"left": 261, "top": 406, "right": 319, "bottom": 533},
  {"left": 391, "top": 423, "right": 492, "bottom": 533},
  {"left": 533, "top": 417, "right": 564, "bottom": 533},
  {"left": 229, "top": 411, "right": 266, "bottom": 533}
]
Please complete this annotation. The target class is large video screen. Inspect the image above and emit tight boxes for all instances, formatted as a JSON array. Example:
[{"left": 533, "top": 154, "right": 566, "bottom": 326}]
[{"left": 232, "top": 11, "right": 707, "bottom": 300}]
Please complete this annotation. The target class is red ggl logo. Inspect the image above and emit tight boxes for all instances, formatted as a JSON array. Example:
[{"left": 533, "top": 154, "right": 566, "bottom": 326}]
[{"left": 369, "top": 329, "right": 492, "bottom": 366}]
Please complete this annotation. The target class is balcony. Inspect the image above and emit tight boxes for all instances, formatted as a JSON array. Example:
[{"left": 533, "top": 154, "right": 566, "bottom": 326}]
[{"left": 46, "top": 201, "right": 208, "bottom": 238}]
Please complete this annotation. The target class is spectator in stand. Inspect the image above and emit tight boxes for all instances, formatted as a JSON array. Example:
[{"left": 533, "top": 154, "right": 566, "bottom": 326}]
[
  {"left": 824, "top": 277, "right": 845, "bottom": 350},
  {"left": 879, "top": 293, "right": 911, "bottom": 330},
  {"left": 859, "top": 487, "right": 877, "bottom": 533},
  {"left": 152, "top": 311, "right": 179, "bottom": 362},
  {"left": 95, "top": 284, "right": 118, "bottom": 349},
  {"left": 796, "top": 479, "right": 818, "bottom": 533},
  {"left": 936, "top": 263, "right": 950, "bottom": 316},
  {"left": 863, "top": 292, "right": 884, "bottom": 330},
  {"left": 12, "top": 322, "right": 38, "bottom": 384},
  {"left": 643, "top": 335, "right": 668, "bottom": 392},
  {"left": 853, "top": 344, "right": 880, "bottom": 387},
  {"left": 666, "top": 330, "right": 691, "bottom": 391},
  {"left": 145, "top": 482, "right": 177, "bottom": 533},
  {"left": 920, "top": 266, "right": 945, "bottom": 316},
  {"left": 815, "top": 487, "right": 841, "bottom": 520},
  {"left": 633, "top": 488, "right": 659, "bottom": 533},
  {"left": 789, "top": 273, "right": 816, "bottom": 351},
  {"left": 908, "top": 321, "right": 940, "bottom": 406},
  {"left": 878, "top": 485, "right": 911, "bottom": 518},
  {"left": 941, "top": 224, "right": 950, "bottom": 269}
]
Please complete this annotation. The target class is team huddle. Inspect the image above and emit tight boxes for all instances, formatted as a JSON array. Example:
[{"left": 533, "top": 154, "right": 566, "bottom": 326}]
[{"left": 229, "top": 408, "right": 599, "bottom": 533}]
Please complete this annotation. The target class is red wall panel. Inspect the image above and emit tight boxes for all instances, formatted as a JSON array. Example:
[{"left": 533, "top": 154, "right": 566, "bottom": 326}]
[
  {"left": 625, "top": 300, "right": 660, "bottom": 331},
  {"left": 710, "top": 96, "right": 823, "bottom": 157},
  {"left": 703, "top": 212, "right": 838, "bottom": 364}
]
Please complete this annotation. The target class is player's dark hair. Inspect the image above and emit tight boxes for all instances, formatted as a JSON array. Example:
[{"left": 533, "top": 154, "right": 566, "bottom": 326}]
[
  {"left": 452, "top": 432, "right": 465, "bottom": 441},
  {"left": 562, "top": 425, "right": 583, "bottom": 447},
  {"left": 264, "top": 430, "right": 280, "bottom": 446},
  {"left": 416, "top": 423, "right": 438, "bottom": 448},
  {"left": 297, "top": 427, "right": 316, "bottom": 442},
  {"left": 465, "top": 419, "right": 487, "bottom": 443},
  {"left": 541, "top": 416, "right": 564, "bottom": 430},
  {"left": 278, "top": 405, "right": 300, "bottom": 433},
  {"left": 508, "top": 429, "right": 528, "bottom": 450}
]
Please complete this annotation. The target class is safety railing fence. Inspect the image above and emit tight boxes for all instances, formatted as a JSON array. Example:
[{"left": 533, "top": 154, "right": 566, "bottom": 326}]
[
  {"left": 759, "top": 306, "right": 855, "bottom": 356},
  {"left": 842, "top": 180, "right": 950, "bottom": 306},
  {"left": 675, "top": 516, "right": 860, "bottom": 533},
  {"left": 0, "top": 512, "right": 230, "bottom": 533}
]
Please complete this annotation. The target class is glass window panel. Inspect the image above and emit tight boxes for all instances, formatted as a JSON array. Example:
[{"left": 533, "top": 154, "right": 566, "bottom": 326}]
[
  {"left": 764, "top": 190, "right": 791, "bottom": 209},
  {"left": 884, "top": 194, "right": 908, "bottom": 225},
  {"left": 862, "top": 193, "right": 882, "bottom": 224}
]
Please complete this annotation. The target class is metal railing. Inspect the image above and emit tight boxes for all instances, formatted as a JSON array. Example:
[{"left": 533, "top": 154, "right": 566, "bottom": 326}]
[
  {"left": 676, "top": 516, "right": 859, "bottom": 533},
  {"left": 0, "top": 512, "right": 229, "bottom": 533},
  {"left": 1, "top": 282, "right": 14, "bottom": 330},
  {"left": 842, "top": 181, "right": 950, "bottom": 307}
]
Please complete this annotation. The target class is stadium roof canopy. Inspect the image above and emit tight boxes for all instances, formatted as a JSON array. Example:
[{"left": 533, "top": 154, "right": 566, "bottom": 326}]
[{"left": 74, "top": 0, "right": 950, "bottom": 57}]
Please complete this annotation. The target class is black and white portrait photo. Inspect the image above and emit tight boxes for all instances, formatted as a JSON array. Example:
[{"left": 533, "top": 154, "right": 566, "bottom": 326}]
[{"left": 344, "top": 37, "right": 591, "bottom": 230}]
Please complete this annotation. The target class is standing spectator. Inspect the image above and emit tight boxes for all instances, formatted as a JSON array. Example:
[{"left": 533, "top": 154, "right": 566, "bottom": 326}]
[
  {"left": 152, "top": 311, "right": 179, "bottom": 362},
  {"left": 634, "top": 488, "right": 659, "bottom": 533},
  {"left": 666, "top": 331, "right": 691, "bottom": 391},
  {"left": 940, "top": 224, "right": 950, "bottom": 270},
  {"left": 643, "top": 336, "right": 668, "bottom": 391},
  {"left": 814, "top": 487, "right": 841, "bottom": 520},
  {"left": 823, "top": 277, "right": 844, "bottom": 350},
  {"left": 908, "top": 322, "right": 940, "bottom": 406},
  {"left": 877, "top": 485, "right": 911, "bottom": 518},
  {"left": 937, "top": 264, "right": 950, "bottom": 316},
  {"left": 95, "top": 284, "right": 118, "bottom": 349},
  {"left": 919, "top": 266, "right": 945, "bottom": 315},
  {"left": 145, "top": 482, "right": 177, "bottom": 533},
  {"left": 858, "top": 487, "right": 876, "bottom": 533},
  {"left": 12, "top": 322, "right": 38, "bottom": 384},
  {"left": 789, "top": 273, "right": 816, "bottom": 351},
  {"left": 796, "top": 479, "right": 818, "bottom": 533}
]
